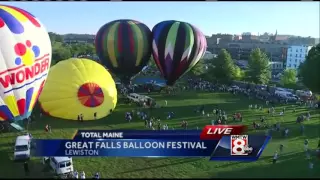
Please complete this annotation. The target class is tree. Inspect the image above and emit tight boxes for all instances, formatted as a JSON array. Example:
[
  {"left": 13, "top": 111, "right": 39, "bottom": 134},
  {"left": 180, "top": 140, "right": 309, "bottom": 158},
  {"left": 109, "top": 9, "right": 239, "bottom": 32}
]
[
  {"left": 51, "top": 42, "right": 72, "bottom": 65},
  {"left": 233, "top": 66, "right": 245, "bottom": 81},
  {"left": 281, "top": 69, "right": 297, "bottom": 85},
  {"left": 246, "top": 48, "right": 271, "bottom": 84},
  {"left": 69, "top": 43, "right": 95, "bottom": 57},
  {"left": 209, "top": 49, "right": 236, "bottom": 83},
  {"left": 189, "top": 60, "right": 206, "bottom": 76},
  {"left": 48, "top": 32, "right": 63, "bottom": 43},
  {"left": 299, "top": 43, "right": 320, "bottom": 92}
]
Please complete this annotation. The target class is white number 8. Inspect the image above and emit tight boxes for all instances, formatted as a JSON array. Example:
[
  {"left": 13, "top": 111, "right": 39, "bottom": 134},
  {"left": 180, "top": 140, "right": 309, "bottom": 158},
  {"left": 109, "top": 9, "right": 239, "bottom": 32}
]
[{"left": 232, "top": 139, "right": 245, "bottom": 154}]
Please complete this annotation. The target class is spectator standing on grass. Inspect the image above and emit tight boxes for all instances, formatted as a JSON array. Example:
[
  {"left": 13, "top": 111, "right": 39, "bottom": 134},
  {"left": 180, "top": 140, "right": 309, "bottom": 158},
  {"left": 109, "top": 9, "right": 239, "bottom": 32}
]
[
  {"left": 273, "top": 151, "right": 278, "bottom": 164},
  {"left": 306, "top": 112, "right": 311, "bottom": 121},
  {"left": 73, "top": 171, "right": 79, "bottom": 179},
  {"left": 284, "top": 128, "right": 289, "bottom": 137},
  {"left": 309, "top": 161, "right": 314, "bottom": 170},
  {"left": 94, "top": 172, "right": 100, "bottom": 179},
  {"left": 48, "top": 125, "right": 52, "bottom": 133},
  {"left": 81, "top": 114, "right": 84, "bottom": 122},
  {"left": 279, "top": 144, "right": 284, "bottom": 154},
  {"left": 94, "top": 112, "right": 97, "bottom": 120},
  {"left": 45, "top": 124, "right": 49, "bottom": 132},
  {"left": 304, "top": 139, "right": 309, "bottom": 151},
  {"left": 24, "top": 161, "right": 29, "bottom": 176},
  {"left": 80, "top": 171, "right": 85, "bottom": 179}
]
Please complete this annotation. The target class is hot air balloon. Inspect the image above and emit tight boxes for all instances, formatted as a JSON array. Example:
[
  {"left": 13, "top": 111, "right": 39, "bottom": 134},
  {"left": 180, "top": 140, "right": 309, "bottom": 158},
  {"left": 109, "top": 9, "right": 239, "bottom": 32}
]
[
  {"left": 152, "top": 20, "right": 207, "bottom": 86},
  {"left": 39, "top": 58, "right": 117, "bottom": 121},
  {"left": 95, "top": 19, "right": 152, "bottom": 84},
  {"left": 0, "top": 5, "right": 52, "bottom": 122}
]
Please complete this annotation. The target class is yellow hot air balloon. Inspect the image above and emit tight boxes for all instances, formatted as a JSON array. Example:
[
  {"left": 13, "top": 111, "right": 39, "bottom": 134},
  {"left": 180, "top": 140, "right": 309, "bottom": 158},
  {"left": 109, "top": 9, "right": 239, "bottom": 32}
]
[{"left": 38, "top": 58, "right": 117, "bottom": 120}]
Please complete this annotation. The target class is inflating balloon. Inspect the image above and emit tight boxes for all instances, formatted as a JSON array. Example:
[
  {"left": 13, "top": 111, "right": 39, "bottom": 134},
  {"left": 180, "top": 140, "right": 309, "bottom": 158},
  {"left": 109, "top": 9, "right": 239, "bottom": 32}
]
[
  {"left": 38, "top": 58, "right": 117, "bottom": 121},
  {"left": 152, "top": 20, "right": 207, "bottom": 86},
  {"left": 0, "top": 5, "right": 52, "bottom": 121},
  {"left": 95, "top": 19, "right": 152, "bottom": 84}
]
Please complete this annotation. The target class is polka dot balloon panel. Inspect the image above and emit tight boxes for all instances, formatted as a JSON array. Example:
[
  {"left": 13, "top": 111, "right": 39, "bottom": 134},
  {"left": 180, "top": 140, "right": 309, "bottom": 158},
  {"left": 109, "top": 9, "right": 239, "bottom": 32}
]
[{"left": 14, "top": 40, "right": 40, "bottom": 66}]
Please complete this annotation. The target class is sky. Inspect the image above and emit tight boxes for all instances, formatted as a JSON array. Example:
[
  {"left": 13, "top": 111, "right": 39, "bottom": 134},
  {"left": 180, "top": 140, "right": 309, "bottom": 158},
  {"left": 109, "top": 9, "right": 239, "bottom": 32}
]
[{"left": 1, "top": 2, "right": 319, "bottom": 37}]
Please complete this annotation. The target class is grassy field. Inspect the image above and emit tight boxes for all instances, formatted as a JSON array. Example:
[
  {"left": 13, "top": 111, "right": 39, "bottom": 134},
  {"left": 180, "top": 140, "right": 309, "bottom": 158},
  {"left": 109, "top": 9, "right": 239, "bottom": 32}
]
[{"left": 0, "top": 91, "right": 319, "bottom": 178}]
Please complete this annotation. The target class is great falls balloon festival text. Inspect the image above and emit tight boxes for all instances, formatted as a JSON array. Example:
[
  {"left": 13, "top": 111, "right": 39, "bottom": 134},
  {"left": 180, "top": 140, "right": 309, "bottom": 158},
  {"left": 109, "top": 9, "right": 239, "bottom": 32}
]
[{"left": 64, "top": 141, "right": 208, "bottom": 156}]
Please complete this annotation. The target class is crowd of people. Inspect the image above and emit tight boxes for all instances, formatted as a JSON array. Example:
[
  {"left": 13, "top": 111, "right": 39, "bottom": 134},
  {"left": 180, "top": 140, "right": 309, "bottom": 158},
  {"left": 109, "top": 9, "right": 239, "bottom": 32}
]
[{"left": 120, "top": 77, "right": 319, "bottom": 170}]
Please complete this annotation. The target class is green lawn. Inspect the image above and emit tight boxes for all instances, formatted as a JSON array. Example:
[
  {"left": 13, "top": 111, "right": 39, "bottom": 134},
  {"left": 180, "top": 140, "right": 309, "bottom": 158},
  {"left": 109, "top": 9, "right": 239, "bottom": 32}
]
[{"left": 0, "top": 92, "right": 319, "bottom": 178}]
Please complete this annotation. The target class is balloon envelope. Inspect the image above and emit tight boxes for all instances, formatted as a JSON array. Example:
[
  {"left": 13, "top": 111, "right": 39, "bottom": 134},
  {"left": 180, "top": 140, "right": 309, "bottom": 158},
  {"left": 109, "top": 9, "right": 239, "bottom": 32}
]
[
  {"left": 152, "top": 20, "right": 207, "bottom": 86},
  {"left": 95, "top": 19, "right": 152, "bottom": 83},
  {"left": 0, "top": 5, "right": 51, "bottom": 121},
  {"left": 38, "top": 59, "right": 117, "bottom": 120}
]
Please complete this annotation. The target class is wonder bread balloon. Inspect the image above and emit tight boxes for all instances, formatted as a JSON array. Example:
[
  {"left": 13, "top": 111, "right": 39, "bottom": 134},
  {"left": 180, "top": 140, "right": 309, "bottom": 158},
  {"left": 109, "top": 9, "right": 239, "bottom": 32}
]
[
  {"left": 152, "top": 20, "right": 207, "bottom": 86},
  {"left": 0, "top": 5, "right": 52, "bottom": 121},
  {"left": 95, "top": 19, "right": 152, "bottom": 84},
  {"left": 38, "top": 58, "right": 117, "bottom": 120}
]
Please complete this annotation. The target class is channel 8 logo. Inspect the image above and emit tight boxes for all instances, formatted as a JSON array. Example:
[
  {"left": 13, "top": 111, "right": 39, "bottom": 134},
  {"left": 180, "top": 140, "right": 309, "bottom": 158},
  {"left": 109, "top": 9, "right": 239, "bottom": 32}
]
[{"left": 231, "top": 135, "right": 253, "bottom": 155}]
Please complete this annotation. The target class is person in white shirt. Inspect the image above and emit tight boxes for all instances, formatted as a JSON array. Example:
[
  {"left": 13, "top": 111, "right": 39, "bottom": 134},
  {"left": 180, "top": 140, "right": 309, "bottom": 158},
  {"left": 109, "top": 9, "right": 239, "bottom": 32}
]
[
  {"left": 80, "top": 171, "right": 85, "bottom": 179},
  {"left": 309, "top": 162, "right": 314, "bottom": 169},
  {"left": 273, "top": 151, "right": 278, "bottom": 164},
  {"left": 284, "top": 128, "right": 289, "bottom": 137},
  {"left": 304, "top": 139, "right": 309, "bottom": 151},
  {"left": 280, "top": 111, "right": 284, "bottom": 116},
  {"left": 94, "top": 172, "right": 100, "bottom": 179},
  {"left": 165, "top": 100, "right": 167, "bottom": 106},
  {"left": 73, "top": 171, "right": 79, "bottom": 179},
  {"left": 163, "top": 124, "right": 167, "bottom": 130}
]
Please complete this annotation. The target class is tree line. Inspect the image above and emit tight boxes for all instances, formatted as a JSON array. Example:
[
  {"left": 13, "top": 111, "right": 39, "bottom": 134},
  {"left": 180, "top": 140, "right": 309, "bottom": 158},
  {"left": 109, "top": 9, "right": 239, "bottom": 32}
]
[
  {"left": 49, "top": 32, "right": 96, "bottom": 65},
  {"left": 184, "top": 43, "right": 320, "bottom": 93},
  {"left": 49, "top": 31, "right": 320, "bottom": 93}
]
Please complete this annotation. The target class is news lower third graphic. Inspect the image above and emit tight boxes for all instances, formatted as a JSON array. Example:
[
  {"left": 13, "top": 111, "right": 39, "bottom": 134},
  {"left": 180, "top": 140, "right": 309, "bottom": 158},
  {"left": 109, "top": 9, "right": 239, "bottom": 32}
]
[{"left": 32, "top": 125, "right": 271, "bottom": 161}]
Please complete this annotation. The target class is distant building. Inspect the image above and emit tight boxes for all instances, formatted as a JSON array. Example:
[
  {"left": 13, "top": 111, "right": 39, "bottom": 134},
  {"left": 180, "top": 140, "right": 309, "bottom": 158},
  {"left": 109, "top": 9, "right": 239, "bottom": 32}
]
[
  {"left": 234, "top": 35, "right": 242, "bottom": 41},
  {"left": 259, "top": 32, "right": 271, "bottom": 42},
  {"left": 242, "top": 32, "right": 252, "bottom": 42},
  {"left": 202, "top": 51, "right": 216, "bottom": 60},
  {"left": 226, "top": 42, "right": 288, "bottom": 62},
  {"left": 285, "top": 45, "right": 312, "bottom": 70},
  {"left": 269, "top": 61, "right": 284, "bottom": 72},
  {"left": 206, "top": 33, "right": 234, "bottom": 47},
  {"left": 287, "top": 36, "right": 316, "bottom": 46}
]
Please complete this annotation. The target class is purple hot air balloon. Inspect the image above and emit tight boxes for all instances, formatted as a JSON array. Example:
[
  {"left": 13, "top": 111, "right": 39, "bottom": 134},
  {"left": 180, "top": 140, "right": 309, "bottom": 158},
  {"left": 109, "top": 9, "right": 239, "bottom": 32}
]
[{"left": 152, "top": 20, "right": 207, "bottom": 86}]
